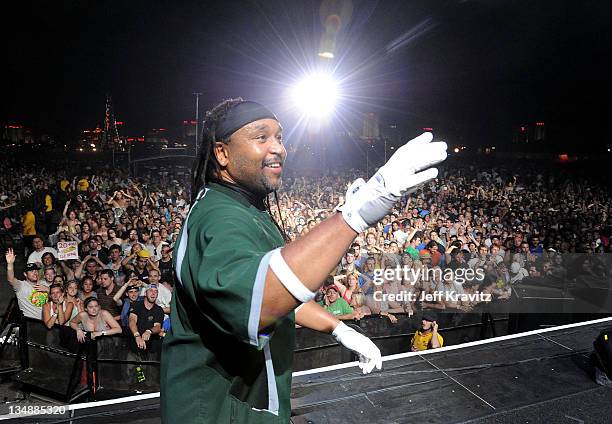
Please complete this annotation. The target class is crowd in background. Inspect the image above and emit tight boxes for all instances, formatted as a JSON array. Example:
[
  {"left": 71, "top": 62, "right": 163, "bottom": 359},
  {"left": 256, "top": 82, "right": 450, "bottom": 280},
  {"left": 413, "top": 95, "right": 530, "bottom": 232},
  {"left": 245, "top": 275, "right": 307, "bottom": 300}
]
[{"left": 2, "top": 156, "right": 612, "bottom": 365}]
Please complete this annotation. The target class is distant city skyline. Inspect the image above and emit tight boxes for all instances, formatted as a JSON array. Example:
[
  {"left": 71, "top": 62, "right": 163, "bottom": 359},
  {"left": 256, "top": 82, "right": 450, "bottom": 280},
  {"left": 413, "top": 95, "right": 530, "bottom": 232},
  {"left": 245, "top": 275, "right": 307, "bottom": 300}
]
[{"left": 3, "top": 1, "right": 611, "bottom": 152}]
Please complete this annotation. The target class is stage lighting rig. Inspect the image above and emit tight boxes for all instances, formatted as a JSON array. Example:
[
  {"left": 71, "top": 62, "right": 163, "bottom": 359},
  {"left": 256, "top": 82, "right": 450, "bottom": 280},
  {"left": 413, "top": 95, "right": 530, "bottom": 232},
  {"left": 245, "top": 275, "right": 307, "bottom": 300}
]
[{"left": 291, "top": 72, "right": 339, "bottom": 118}]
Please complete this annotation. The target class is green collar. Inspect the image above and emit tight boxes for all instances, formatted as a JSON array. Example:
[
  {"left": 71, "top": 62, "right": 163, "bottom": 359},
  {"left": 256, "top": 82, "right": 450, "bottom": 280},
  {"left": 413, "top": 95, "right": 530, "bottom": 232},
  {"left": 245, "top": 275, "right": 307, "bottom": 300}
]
[{"left": 207, "top": 182, "right": 264, "bottom": 210}]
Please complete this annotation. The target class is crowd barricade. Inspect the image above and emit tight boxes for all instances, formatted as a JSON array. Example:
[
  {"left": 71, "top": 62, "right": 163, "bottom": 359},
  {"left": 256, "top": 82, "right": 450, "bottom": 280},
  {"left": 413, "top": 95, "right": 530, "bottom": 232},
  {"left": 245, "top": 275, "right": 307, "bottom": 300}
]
[
  {"left": 293, "top": 305, "right": 510, "bottom": 372},
  {"left": 4, "top": 294, "right": 607, "bottom": 400},
  {"left": 8, "top": 311, "right": 161, "bottom": 402}
]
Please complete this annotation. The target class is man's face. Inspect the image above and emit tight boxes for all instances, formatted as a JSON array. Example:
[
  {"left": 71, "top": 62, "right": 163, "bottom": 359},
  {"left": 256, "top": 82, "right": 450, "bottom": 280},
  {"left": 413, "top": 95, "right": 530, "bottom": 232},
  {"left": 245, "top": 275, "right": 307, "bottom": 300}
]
[
  {"left": 215, "top": 118, "right": 286, "bottom": 195},
  {"left": 100, "top": 273, "right": 113, "bottom": 288},
  {"left": 325, "top": 288, "right": 339, "bottom": 304},
  {"left": 33, "top": 237, "right": 44, "bottom": 251},
  {"left": 127, "top": 289, "right": 139, "bottom": 301},
  {"left": 110, "top": 248, "right": 120, "bottom": 261},
  {"left": 136, "top": 258, "right": 148, "bottom": 269},
  {"left": 146, "top": 288, "right": 158, "bottom": 303},
  {"left": 149, "top": 271, "right": 160, "bottom": 284},
  {"left": 25, "top": 270, "right": 39, "bottom": 282},
  {"left": 345, "top": 252, "right": 354, "bottom": 264},
  {"left": 421, "top": 319, "right": 433, "bottom": 331},
  {"left": 366, "top": 259, "right": 375, "bottom": 272},
  {"left": 86, "top": 261, "right": 98, "bottom": 274},
  {"left": 366, "top": 234, "right": 376, "bottom": 246},
  {"left": 89, "top": 239, "right": 98, "bottom": 250},
  {"left": 161, "top": 247, "right": 171, "bottom": 259}
]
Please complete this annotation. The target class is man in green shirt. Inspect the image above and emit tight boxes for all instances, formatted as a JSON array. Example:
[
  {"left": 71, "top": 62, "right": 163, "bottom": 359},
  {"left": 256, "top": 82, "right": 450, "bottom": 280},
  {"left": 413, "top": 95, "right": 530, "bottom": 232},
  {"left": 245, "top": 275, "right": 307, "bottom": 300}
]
[
  {"left": 161, "top": 98, "right": 447, "bottom": 423},
  {"left": 323, "top": 286, "right": 359, "bottom": 320}
]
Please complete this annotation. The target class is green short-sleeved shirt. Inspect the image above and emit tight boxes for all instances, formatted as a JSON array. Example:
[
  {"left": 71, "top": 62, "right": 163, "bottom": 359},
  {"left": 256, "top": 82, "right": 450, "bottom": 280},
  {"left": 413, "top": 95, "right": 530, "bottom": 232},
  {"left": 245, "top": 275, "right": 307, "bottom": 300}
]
[
  {"left": 405, "top": 245, "right": 420, "bottom": 261},
  {"left": 324, "top": 297, "right": 353, "bottom": 316},
  {"left": 161, "top": 183, "right": 293, "bottom": 424}
]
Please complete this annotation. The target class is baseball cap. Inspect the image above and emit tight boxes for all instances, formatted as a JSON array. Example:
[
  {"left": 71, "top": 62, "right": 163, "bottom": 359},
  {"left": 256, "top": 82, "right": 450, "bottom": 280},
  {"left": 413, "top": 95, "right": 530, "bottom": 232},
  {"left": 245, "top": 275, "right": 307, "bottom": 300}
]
[
  {"left": 147, "top": 283, "right": 158, "bottom": 290},
  {"left": 422, "top": 310, "right": 437, "bottom": 322},
  {"left": 126, "top": 285, "right": 139, "bottom": 292},
  {"left": 137, "top": 250, "right": 151, "bottom": 259},
  {"left": 325, "top": 285, "right": 339, "bottom": 293},
  {"left": 26, "top": 263, "right": 41, "bottom": 271},
  {"left": 419, "top": 251, "right": 432, "bottom": 260}
]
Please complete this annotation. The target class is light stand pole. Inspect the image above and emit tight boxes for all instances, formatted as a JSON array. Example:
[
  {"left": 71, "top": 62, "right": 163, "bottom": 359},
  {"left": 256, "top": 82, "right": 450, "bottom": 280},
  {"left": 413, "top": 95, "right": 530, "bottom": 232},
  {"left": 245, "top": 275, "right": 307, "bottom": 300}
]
[
  {"left": 193, "top": 92, "right": 202, "bottom": 157},
  {"left": 384, "top": 137, "right": 387, "bottom": 163},
  {"left": 366, "top": 145, "right": 369, "bottom": 179}
]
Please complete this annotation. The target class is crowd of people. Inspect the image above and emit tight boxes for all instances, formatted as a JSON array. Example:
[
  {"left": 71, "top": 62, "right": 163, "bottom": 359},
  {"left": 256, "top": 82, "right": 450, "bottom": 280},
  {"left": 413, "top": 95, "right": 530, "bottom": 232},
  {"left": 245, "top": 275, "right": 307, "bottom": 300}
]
[{"left": 2, "top": 156, "right": 612, "bottom": 365}]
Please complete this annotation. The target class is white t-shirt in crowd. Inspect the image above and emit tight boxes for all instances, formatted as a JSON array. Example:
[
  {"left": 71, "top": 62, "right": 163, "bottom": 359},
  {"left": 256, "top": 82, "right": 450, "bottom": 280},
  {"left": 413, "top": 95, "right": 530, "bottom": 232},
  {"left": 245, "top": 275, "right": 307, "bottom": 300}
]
[
  {"left": 156, "top": 283, "right": 172, "bottom": 321},
  {"left": 27, "top": 247, "right": 59, "bottom": 264},
  {"left": 393, "top": 229, "right": 409, "bottom": 245},
  {"left": 13, "top": 280, "right": 46, "bottom": 320}
]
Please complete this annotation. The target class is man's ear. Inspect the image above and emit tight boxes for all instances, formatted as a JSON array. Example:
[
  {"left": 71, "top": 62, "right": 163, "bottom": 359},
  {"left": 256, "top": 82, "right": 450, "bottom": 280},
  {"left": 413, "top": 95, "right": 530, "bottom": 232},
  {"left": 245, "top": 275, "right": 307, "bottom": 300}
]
[{"left": 213, "top": 142, "right": 229, "bottom": 167}]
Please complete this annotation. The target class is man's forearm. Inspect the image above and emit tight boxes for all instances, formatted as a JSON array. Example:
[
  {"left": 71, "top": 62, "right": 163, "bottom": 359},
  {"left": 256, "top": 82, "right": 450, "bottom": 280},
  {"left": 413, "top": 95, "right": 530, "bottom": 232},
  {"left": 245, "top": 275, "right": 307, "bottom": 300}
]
[
  {"left": 7, "top": 264, "right": 15, "bottom": 284},
  {"left": 431, "top": 331, "right": 441, "bottom": 348},
  {"left": 260, "top": 213, "right": 356, "bottom": 329},
  {"left": 294, "top": 301, "right": 340, "bottom": 333}
]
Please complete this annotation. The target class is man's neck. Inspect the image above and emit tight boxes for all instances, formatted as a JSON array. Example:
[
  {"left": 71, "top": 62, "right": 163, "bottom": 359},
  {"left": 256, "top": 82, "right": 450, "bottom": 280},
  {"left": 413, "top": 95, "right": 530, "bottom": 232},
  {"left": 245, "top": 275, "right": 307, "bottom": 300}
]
[{"left": 213, "top": 180, "right": 267, "bottom": 210}]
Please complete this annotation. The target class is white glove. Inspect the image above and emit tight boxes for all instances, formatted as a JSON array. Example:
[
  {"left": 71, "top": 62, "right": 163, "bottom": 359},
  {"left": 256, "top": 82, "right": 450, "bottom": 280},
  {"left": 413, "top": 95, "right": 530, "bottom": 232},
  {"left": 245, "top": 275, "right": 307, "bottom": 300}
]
[
  {"left": 339, "top": 132, "right": 446, "bottom": 233},
  {"left": 332, "top": 321, "right": 382, "bottom": 374}
]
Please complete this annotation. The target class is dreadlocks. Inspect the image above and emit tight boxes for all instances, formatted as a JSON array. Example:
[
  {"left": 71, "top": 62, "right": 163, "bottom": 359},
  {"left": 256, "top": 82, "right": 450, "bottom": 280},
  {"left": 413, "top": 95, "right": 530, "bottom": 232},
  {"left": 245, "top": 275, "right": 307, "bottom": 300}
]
[
  {"left": 190, "top": 98, "right": 289, "bottom": 242},
  {"left": 191, "top": 97, "right": 244, "bottom": 204}
]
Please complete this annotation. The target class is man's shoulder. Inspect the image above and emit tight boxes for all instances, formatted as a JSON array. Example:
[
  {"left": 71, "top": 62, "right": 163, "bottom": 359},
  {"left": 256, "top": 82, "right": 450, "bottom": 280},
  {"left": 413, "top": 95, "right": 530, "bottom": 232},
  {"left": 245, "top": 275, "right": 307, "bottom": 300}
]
[
  {"left": 12, "top": 279, "right": 26, "bottom": 291},
  {"left": 131, "top": 299, "right": 145, "bottom": 312},
  {"left": 189, "top": 188, "right": 255, "bottom": 224}
]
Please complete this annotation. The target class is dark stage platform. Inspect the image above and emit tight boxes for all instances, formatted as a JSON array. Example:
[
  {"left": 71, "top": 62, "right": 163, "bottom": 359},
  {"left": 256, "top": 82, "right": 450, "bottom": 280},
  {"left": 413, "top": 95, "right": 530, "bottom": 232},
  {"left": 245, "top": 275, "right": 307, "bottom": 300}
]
[
  {"left": 291, "top": 318, "right": 612, "bottom": 424},
  {"left": 1, "top": 318, "right": 611, "bottom": 423}
]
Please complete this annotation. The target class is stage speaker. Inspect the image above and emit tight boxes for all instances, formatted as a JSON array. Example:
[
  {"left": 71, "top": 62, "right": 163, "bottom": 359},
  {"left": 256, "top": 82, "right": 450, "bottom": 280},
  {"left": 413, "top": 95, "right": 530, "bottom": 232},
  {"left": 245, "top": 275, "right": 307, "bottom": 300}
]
[
  {"left": 594, "top": 327, "right": 612, "bottom": 381},
  {"left": 13, "top": 318, "right": 89, "bottom": 402}
]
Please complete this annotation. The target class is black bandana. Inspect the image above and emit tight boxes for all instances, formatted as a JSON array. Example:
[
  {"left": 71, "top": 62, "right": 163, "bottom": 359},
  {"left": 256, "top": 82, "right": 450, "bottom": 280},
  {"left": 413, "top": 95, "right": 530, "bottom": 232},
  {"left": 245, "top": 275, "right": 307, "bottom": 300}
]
[{"left": 215, "top": 101, "right": 278, "bottom": 140}]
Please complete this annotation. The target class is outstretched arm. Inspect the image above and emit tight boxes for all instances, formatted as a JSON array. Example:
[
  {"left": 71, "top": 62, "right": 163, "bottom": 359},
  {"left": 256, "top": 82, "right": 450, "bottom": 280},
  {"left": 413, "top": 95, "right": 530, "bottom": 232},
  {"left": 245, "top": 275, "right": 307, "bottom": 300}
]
[
  {"left": 5, "top": 248, "right": 17, "bottom": 287},
  {"left": 260, "top": 133, "right": 446, "bottom": 332}
]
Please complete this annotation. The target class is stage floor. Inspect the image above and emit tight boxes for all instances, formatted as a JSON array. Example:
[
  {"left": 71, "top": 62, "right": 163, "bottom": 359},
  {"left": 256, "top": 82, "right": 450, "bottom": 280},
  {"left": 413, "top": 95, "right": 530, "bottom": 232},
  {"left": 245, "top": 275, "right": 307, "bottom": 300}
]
[
  {"left": 291, "top": 318, "right": 612, "bottom": 424},
  {"left": 1, "top": 318, "right": 611, "bottom": 423}
]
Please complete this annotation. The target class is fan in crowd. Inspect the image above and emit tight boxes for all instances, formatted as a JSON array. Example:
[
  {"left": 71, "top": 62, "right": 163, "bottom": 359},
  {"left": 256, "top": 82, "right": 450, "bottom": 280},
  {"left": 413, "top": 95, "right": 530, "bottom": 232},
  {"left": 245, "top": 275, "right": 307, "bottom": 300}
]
[{"left": 2, "top": 156, "right": 611, "bottom": 353}]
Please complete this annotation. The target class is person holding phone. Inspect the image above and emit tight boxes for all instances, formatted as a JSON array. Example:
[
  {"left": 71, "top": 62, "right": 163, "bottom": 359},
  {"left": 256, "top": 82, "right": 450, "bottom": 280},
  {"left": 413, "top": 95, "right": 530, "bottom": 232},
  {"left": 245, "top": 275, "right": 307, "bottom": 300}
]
[{"left": 411, "top": 310, "right": 444, "bottom": 351}]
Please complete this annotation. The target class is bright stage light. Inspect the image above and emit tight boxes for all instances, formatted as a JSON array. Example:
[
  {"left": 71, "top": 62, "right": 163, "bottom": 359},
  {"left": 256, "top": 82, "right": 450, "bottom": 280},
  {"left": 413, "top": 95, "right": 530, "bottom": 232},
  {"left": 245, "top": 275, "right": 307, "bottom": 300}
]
[{"left": 291, "top": 73, "right": 338, "bottom": 118}]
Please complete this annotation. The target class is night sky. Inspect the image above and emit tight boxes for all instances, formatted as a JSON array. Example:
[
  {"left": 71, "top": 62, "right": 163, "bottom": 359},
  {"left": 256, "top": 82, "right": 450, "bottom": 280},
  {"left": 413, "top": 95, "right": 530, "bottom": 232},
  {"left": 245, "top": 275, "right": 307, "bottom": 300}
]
[{"left": 3, "top": 0, "right": 611, "bottom": 149}]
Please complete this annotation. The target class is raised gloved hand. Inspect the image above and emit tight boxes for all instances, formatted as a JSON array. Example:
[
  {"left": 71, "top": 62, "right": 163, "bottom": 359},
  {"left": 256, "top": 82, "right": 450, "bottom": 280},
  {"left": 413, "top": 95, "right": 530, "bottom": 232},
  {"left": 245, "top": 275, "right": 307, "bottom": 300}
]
[
  {"left": 339, "top": 132, "right": 446, "bottom": 233},
  {"left": 332, "top": 321, "right": 382, "bottom": 374}
]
